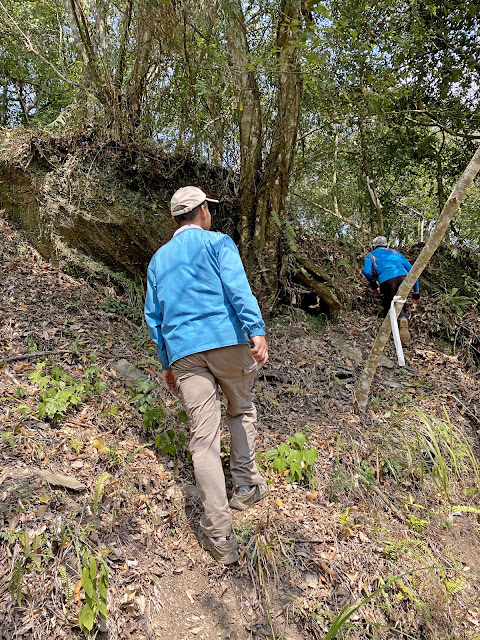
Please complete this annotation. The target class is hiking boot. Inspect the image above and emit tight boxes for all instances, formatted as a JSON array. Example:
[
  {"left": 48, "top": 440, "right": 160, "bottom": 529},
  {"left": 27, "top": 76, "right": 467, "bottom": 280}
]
[
  {"left": 197, "top": 530, "right": 240, "bottom": 565},
  {"left": 229, "top": 481, "right": 268, "bottom": 511},
  {"left": 398, "top": 317, "right": 411, "bottom": 345}
]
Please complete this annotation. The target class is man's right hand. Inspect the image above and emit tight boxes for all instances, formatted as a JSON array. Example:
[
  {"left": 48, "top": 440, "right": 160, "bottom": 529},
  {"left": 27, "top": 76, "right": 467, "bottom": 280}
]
[
  {"left": 249, "top": 335, "right": 269, "bottom": 367},
  {"left": 162, "top": 369, "right": 178, "bottom": 396}
]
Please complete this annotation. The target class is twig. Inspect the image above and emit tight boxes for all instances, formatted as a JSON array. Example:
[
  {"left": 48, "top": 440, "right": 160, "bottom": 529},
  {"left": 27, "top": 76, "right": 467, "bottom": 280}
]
[
  {"left": 355, "top": 474, "right": 405, "bottom": 522},
  {"left": 1, "top": 349, "right": 72, "bottom": 364}
]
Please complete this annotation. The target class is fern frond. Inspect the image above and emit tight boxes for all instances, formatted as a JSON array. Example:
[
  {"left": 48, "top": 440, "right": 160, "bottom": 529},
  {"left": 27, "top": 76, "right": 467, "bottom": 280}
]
[
  {"left": 445, "top": 576, "right": 466, "bottom": 595},
  {"left": 58, "top": 564, "right": 73, "bottom": 606},
  {"left": 92, "top": 472, "right": 112, "bottom": 513},
  {"left": 0, "top": 529, "right": 17, "bottom": 545},
  {"left": 9, "top": 559, "right": 26, "bottom": 606}
]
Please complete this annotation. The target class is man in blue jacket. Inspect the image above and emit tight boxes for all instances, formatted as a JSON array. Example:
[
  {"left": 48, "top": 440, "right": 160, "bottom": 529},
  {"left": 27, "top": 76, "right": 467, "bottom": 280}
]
[
  {"left": 145, "top": 186, "right": 268, "bottom": 565},
  {"left": 363, "top": 236, "right": 420, "bottom": 344}
]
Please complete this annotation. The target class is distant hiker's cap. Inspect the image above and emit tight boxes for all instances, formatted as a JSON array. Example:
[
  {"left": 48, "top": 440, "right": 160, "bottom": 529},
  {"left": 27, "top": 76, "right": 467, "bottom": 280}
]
[
  {"left": 170, "top": 186, "right": 219, "bottom": 216},
  {"left": 373, "top": 236, "right": 388, "bottom": 248}
]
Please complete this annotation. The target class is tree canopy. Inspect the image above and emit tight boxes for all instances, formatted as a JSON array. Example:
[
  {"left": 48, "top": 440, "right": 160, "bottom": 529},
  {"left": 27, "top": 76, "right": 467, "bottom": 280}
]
[{"left": 1, "top": 0, "right": 480, "bottom": 252}]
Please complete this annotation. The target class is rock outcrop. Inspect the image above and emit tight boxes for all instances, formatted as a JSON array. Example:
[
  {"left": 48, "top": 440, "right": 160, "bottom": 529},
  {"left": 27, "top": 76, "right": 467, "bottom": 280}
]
[{"left": 0, "top": 130, "right": 238, "bottom": 282}]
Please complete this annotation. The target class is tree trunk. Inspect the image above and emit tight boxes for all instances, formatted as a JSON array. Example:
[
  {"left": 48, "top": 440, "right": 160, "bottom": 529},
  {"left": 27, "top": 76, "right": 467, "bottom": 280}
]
[
  {"left": 223, "top": 0, "right": 263, "bottom": 258},
  {"left": 354, "top": 143, "right": 480, "bottom": 413},
  {"left": 333, "top": 124, "right": 341, "bottom": 219},
  {"left": 223, "top": 0, "right": 303, "bottom": 307},
  {"left": 358, "top": 61, "right": 384, "bottom": 236},
  {"left": 358, "top": 112, "right": 384, "bottom": 236},
  {"left": 436, "top": 150, "right": 447, "bottom": 213}
]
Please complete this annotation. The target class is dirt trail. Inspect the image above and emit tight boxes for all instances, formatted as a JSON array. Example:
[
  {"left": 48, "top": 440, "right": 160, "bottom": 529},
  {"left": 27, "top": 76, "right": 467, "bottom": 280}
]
[{"left": 1, "top": 214, "right": 480, "bottom": 640}]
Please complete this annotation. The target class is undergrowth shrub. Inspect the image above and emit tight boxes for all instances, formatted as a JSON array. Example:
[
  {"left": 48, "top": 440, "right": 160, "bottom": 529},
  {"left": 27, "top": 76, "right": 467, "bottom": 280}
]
[
  {"left": 264, "top": 431, "right": 317, "bottom": 486},
  {"left": 387, "top": 408, "right": 480, "bottom": 501},
  {"left": 128, "top": 379, "right": 166, "bottom": 429},
  {"left": 17, "top": 359, "right": 106, "bottom": 425}
]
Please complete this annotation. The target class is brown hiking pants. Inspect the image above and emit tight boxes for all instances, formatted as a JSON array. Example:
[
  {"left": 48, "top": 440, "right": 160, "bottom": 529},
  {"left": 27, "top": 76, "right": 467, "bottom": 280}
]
[{"left": 171, "top": 344, "right": 264, "bottom": 538}]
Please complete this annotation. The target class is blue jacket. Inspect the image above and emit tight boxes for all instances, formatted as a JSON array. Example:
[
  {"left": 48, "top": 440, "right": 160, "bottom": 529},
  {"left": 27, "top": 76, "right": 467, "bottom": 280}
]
[
  {"left": 363, "top": 247, "right": 419, "bottom": 292},
  {"left": 144, "top": 228, "right": 265, "bottom": 370}
]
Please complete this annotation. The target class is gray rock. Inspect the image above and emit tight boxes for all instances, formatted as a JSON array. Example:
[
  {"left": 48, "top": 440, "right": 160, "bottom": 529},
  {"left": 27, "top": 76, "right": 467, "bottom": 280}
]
[
  {"left": 329, "top": 337, "right": 363, "bottom": 365},
  {"left": 304, "top": 571, "right": 319, "bottom": 588},
  {"left": 113, "top": 359, "right": 146, "bottom": 386},
  {"left": 379, "top": 355, "right": 395, "bottom": 369},
  {"left": 182, "top": 484, "right": 201, "bottom": 499}
]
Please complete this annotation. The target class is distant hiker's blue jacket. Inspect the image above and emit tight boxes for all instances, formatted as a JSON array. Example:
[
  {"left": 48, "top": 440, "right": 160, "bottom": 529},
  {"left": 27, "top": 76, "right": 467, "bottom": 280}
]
[
  {"left": 363, "top": 247, "right": 419, "bottom": 292},
  {"left": 144, "top": 227, "right": 265, "bottom": 370}
]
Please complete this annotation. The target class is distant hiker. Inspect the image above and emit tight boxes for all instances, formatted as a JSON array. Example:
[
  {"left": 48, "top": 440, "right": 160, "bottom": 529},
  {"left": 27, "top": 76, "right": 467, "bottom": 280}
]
[
  {"left": 144, "top": 186, "right": 268, "bottom": 565},
  {"left": 363, "top": 236, "right": 420, "bottom": 344}
]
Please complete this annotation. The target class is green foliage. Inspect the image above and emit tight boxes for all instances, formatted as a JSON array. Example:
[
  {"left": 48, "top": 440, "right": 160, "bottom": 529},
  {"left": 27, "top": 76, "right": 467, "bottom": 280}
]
[
  {"left": 265, "top": 431, "right": 317, "bottom": 486},
  {"left": 413, "top": 408, "right": 480, "bottom": 499},
  {"left": 155, "top": 429, "right": 186, "bottom": 457},
  {"left": 375, "top": 406, "right": 480, "bottom": 506},
  {"left": 439, "top": 288, "right": 476, "bottom": 316},
  {"left": 99, "top": 297, "right": 142, "bottom": 323},
  {"left": 1, "top": 431, "right": 15, "bottom": 449},
  {"left": 2, "top": 529, "right": 45, "bottom": 605},
  {"left": 79, "top": 551, "right": 108, "bottom": 636},
  {"left": 70, "top": 438, "right": 83, "bottom": 455},
  {"left": 58, "top": 564, "right": 73, "bottom": 607},
  {"left": 338, "top": 507, "right": 355, "bottom": 532},
  {"left": 14, "top": 385, "right": 27, "bottom": 398},
  {"left": 22, "top": 361, "right": 106, "bottom": 425},
  {"left": 92, "top": 472, "right": 112, "bottom": 514},
  {"left": 129, "top": 379, "right": 165, "bottom": 430}
]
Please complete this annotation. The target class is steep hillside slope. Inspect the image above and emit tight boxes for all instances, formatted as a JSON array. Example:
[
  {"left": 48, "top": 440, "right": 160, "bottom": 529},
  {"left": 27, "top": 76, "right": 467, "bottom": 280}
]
[
  {"left": 1, "top": 215, "right": 480, "bottom": 640},
  {"left": 0, "top": 131, "right": 238, "bottom": 282}
]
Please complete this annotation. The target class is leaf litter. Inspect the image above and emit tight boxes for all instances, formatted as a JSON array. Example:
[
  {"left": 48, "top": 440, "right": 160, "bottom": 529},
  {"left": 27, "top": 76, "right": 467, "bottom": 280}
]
[{"left": 1, "top": 214, "right": 480, "bottom": 639}]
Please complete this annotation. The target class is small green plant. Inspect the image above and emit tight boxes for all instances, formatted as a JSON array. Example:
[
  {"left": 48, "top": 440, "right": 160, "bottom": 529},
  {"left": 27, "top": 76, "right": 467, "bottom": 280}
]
[
  {"left": 265, "top": 431, "right": 317, "bottom": 485},
  {"left": 99, "top": 297, "right": 142, "bottom": 323},
  {"left": 92, "top": 472, "right": 112, "bottom": 514},
  {"left": 414, "top": 408, "right": 480, "bottom": 499},
  {"left": 338, "top": 507, "right": 355, "bottom": 532},
  {"left": 1, "top": 431, "right": 15, "bottom": 449},
  {"left": 407, "top": 513, "right": 428, "bottom": 532},
  {"left": 439, "top": 287, "right": 475, "bottom": 316},
  {"left": 71, "top": 438, "right": 83, "bottom": 455},
  {"left": 404, "top": 494, "right": 428, "bottom": 532},
  {"left": 129, "top": 379, "right": 165, "bottom": 430},
  {"left": 358, "top": 460, "right": 376, "bottom": 484},
  {"left": 155, "top": 429, "right": 186, "bottom": 456},
  {"left": 78, "top": 551, "right": 109, "bottom": 636},
  {"left": 105, "top": 442, "right": 124, "bottom": 469},
  {"left": 27, "top": 340, "right": 39, "bottom": 353},
  {"left": 14, "top": 385, "right": 28, "bottom": 398},
  {"left": 1, "top": 529, "right": 47, "bottom": 605},
  {"left": 22, "top": 361, "right": 106, "bottom": 425}
]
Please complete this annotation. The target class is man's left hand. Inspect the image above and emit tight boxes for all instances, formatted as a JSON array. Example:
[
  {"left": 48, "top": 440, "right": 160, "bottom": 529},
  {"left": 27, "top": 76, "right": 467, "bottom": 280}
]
[
  {"left": 249, "top": 335, "right": 269, "bottom": 367},
  {"left": 162, "top": 369, "right": 178, "bottom": 396}
]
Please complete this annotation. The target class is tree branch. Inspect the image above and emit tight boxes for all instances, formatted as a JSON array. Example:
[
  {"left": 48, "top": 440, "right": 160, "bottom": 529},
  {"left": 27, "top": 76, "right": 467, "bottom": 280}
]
[
  {"left": 292, "top": 191, "right": 368, "bottom": 232},
  {"left": 405, "top": 114, "right": 480, "bottom": 140},
  {"left": 0, "top": 0, "right": 85, "bottom": 90}
]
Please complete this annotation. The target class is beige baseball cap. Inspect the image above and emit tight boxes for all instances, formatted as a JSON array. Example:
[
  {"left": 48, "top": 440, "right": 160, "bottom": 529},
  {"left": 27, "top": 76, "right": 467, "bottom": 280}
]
[{"left": 170, "top": 186, "right": 219, "bottom": 217}]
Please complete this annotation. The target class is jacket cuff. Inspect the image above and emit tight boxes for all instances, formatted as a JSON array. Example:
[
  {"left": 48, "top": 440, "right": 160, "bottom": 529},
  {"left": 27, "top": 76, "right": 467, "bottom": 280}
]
[{"left": 246, "top": 322, "right": 266, "bottom": 337}]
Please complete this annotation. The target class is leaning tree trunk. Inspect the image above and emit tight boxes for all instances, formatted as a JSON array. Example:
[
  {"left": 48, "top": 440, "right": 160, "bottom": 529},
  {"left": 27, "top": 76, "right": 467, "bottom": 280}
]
[{"left": 354, "top": 143, "right": 480, "bottom": 413}]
